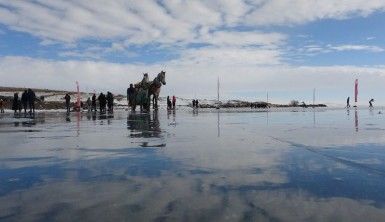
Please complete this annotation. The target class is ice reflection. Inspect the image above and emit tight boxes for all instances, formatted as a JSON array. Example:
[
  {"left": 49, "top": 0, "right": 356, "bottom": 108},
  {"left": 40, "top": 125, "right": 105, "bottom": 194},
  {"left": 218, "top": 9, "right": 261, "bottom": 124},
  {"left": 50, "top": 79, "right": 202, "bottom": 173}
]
[
  {"left": 217, "top": 111, "right": 220, "bottom": 137},
  {"left": 0, "top": 109, "right": 385, "bottom": 221},
  {"left": 355, "top": 109, "right": 359, "bottom": 132},
  {"left": 127, "top": 111, "right": 161, "bottom": 138},
  {"left": 313, "top": 109, "right": 316, "bottom": 126}
]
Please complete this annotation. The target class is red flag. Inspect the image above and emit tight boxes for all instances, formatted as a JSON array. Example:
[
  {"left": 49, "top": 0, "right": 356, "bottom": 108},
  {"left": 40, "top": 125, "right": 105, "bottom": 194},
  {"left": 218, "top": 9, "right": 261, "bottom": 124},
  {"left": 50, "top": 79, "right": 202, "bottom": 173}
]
[{"left": 354, "top": 79, "right": 358, "bottom": 103}]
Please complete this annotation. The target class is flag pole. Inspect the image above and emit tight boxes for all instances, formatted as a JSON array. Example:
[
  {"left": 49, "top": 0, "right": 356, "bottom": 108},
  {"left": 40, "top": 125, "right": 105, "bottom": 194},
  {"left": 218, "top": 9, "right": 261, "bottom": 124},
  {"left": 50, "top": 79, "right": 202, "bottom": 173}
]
[
  {"left": 313, "top": 88, "right": 315, "bottom": 108},
  {"left": 354, "top": 79, "right": 358, "bottom": 108},
  {"left": 76, "top": 81, "right": 81, "bottom": 111}
]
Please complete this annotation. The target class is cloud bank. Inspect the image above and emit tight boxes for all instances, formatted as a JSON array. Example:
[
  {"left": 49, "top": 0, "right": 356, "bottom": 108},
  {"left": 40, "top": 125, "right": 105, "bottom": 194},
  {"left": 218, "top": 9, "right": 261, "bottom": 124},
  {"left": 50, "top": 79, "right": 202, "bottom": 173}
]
[{"left": 0, "top": 0, "right": 385, "bottom": 105}]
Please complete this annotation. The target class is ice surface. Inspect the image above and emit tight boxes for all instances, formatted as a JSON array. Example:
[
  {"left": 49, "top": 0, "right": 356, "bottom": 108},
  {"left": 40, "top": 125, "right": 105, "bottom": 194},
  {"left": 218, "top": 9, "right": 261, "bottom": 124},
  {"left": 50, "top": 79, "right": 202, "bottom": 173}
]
[{"left": 1, "top": 108, "right": 385, "bottom": 221}]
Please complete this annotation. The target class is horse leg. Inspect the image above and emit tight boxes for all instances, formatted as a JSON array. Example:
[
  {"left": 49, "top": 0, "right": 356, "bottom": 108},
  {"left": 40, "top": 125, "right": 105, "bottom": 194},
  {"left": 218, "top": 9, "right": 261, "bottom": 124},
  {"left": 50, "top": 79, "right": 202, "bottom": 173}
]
[
  {"left": 155, "top": 95, "right": 158, "bottom": 109},
  {"left": 152, "top": 94, "right": 156, "bottom": 109}
]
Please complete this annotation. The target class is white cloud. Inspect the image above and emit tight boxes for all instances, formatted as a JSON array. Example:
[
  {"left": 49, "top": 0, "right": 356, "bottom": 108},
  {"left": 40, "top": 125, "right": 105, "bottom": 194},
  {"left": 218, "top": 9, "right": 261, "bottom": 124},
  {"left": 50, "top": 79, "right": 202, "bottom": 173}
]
[
  {"left": 246, "top": 0, "right": 385, "bottom": 26},
  {"left": 0, "top": 0, "right": 384, "bottom": 45},
  {"left": 298, "top": 44, "right": 384, "bottom": 56},
  {"left": 330, "top": 44, "right": 384, "bottom": 52},
  {"left": 58, "top": 44, "right": 137, "bottom": 60},
  {"left": 174, "top": 46, "right": 283, "bottom": 66},
  {"left": 197, "top": 31, "right": 286, "bottom": 47}
]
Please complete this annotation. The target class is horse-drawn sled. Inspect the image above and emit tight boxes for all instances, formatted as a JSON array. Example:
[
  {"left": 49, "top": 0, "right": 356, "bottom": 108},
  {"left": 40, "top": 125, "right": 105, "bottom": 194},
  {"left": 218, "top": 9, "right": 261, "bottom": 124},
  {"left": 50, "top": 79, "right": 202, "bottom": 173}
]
[{"left": 129, "top": 71, "right": 166, "bottom": 112}]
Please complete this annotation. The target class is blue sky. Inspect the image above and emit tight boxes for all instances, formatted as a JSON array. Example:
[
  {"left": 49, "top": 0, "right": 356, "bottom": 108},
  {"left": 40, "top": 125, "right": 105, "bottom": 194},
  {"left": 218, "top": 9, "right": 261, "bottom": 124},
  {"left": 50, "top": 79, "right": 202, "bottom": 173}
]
[{"left": 0, "top": 0, "right": 385, "bottom": 106}]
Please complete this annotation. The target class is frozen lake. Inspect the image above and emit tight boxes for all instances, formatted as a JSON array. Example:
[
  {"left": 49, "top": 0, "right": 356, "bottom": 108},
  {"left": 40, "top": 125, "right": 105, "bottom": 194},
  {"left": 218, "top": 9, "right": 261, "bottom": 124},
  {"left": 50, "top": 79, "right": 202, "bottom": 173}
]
[{"left": 1, "top": 108, "right": 385, "bottom": 221}]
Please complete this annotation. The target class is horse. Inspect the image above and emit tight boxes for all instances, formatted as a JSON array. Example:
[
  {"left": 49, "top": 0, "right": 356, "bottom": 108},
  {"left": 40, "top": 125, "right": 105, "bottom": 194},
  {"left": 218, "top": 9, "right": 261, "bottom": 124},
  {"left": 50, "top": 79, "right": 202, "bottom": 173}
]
[{"left": 149, "top": 71, "right": 166, "bottom": 109}]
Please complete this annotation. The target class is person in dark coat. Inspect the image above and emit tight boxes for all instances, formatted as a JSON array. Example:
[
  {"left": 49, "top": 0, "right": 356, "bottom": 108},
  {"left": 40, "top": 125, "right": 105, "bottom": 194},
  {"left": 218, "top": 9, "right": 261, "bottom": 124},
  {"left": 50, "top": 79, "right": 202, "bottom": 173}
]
[
  {"left": 21, "top": 90, "right": 28, "bottom": 114},
  {"left": 195, "top": 99, "right": 199, "bottom": 108},
  {"left": 107, "top": 91, "right": 114, "bottom": 112},
  {"left": 87, "top": 97, "right": 91, "bottom": 112},
  {"left": 27, "top": 89, "right": 36, "bottom": 114},
  {"left": 64, "top": 93, "right": 71, "bottom": 113},
  {"left": 369, "top": 99, "right": 374, "bottom": 108},
  {"left": 172, "top": 95, "right": 176, "bottom": 109},
  {"left": 346, "top": 97, "right": 350, "bottom": 108},
  {"left": 92, "top": 94, "right": 97, "bottom": 111},
  {"left": 0, "top": 99, "right": 4, "bottom": 113},
  {"left": 98, "top": 93, "right": 106, "bottom": 113},
  {"left": 167, "top": 96, "right": 171, "bottom": 110},
  {"left": 192, "top": 99, "right": 195, "bottom": 108},
  {"left": 12, "top": 93, "right": 19, "bottom": 114},
  {"left": 127, "top": 84, "right": 136, "bottom": 107}
]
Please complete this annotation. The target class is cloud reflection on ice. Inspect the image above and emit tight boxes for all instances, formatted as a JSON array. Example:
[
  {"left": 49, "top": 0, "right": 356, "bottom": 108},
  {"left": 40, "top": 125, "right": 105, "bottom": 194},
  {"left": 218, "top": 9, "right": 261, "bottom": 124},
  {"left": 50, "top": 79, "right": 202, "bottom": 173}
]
[{"left": 1, "top": 109, "right": 385, "bottom": 221}]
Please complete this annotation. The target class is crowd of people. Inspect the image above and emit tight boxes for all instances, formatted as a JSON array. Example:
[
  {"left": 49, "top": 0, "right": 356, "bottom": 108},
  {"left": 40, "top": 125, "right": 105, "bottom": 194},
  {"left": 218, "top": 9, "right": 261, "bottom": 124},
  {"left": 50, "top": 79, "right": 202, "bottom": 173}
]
[
  {"left": 11, "top": 89, "right": 36, "bottom": 115},
  {"left": 63, "top": 92, "right": 115, "bottom": 114}
]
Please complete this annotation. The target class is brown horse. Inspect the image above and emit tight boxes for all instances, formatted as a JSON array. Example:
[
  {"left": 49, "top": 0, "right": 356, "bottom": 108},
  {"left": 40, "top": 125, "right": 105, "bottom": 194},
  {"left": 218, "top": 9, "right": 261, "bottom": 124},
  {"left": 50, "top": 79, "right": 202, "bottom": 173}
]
[{"left": 149, "top": 71, "right": 166, "bottom": 109}]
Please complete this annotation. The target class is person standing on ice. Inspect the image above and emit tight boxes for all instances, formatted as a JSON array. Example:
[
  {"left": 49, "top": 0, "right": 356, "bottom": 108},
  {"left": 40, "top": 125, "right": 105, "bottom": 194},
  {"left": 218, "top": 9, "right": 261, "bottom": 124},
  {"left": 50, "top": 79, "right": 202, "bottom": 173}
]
[
  {"left": 167, "top": 96, "right": 171, "bottom": 109},
  {"left": 64, "top": 93, "right": 71, "bottom": 113},
  {"left": 86, "top": 97, "right": 91, "bottom": 112},
  {"left": 127, "top": 84, "right": 135, "bottom": 107},
  {"left": 0, "top": 99, "right": 4, "bottom": 113},
  {"left": 172, "top": 95, "right": 176, "bottom": 109},
  {"left": 98, "top": 93, "right": 106, "bottom": 113},
  {"left": 92, "top": 94, "right": 97, "bottom": 112},
  {"left": 27, "top": 89, "right": 36, "bottom": 115},
  {"left": 12, "top": 92, "right": 19, "bottom": 114},
  {"left": 106, "top": 91, "right": 114, "bottom": 112}
]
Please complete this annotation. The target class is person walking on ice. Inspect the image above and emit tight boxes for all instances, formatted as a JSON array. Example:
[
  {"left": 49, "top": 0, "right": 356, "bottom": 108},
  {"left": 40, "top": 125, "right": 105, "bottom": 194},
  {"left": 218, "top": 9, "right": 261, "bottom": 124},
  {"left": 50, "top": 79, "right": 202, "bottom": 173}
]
[
  {"left": 346, "top": 97, "right": 350, "bottom": 108},
  {"left": 369, "top": 99, "right": 374, "bottom": 108}
]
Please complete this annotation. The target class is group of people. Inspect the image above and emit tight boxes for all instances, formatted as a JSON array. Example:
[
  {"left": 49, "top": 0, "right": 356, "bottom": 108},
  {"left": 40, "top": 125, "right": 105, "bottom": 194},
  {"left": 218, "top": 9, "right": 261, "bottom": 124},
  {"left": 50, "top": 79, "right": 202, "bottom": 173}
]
[
  {"left": 97, "top": 92, "right": 114, "bottom": 113},
  {"left": 64, "top": 91, "right": 114, "bottom": 113},
  {"left": 346, "top": 97, "right": 375, "bottom": 108},
  {"left": 12, "top": 89, "right": 36, "bottom": 115},
  {"left": 192, "top": 99, "right": 199, "bottom": 108},
  {"left": 167, "top": 96, "right": 176, "bottom": 109}
]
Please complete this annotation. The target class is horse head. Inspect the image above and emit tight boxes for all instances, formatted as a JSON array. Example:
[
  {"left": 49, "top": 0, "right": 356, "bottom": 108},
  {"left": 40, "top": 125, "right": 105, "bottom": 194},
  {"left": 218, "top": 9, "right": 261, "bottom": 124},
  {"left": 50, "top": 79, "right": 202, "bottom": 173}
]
[{"left": 159, "top": 71, "right": 166, "bottom": 85}]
